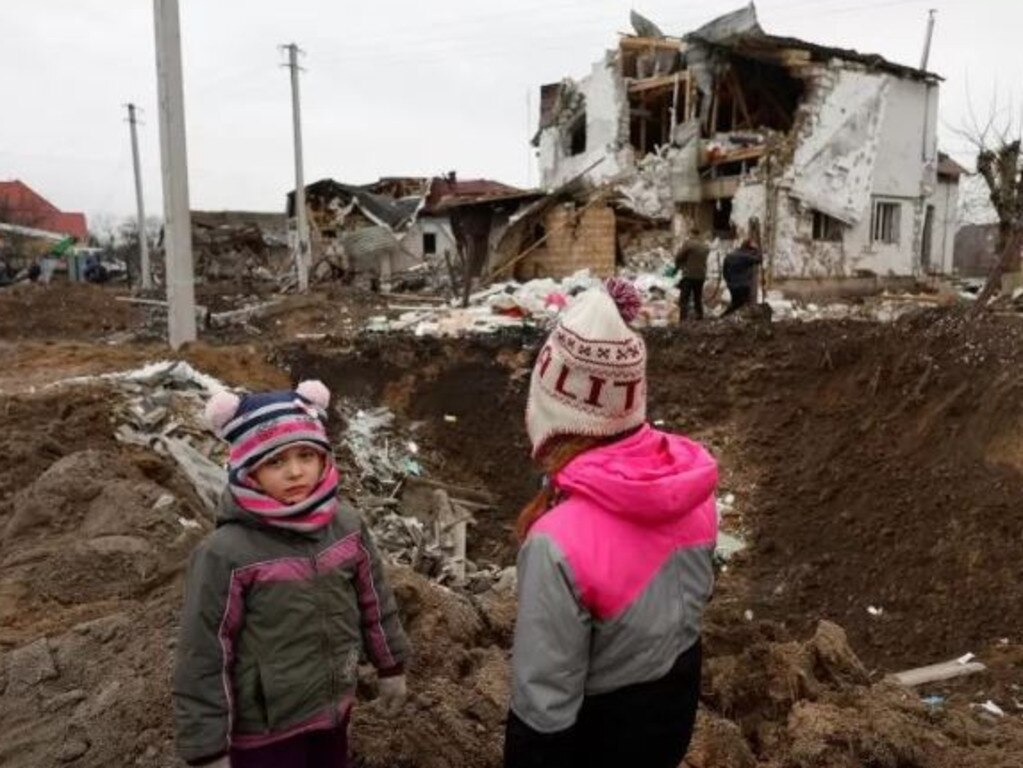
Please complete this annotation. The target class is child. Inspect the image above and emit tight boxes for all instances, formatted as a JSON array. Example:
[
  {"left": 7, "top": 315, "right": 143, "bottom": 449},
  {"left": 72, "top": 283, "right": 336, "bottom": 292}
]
[
  {"left": 173, "top": 380, "right": 409, "bottom": 768},
  {"left": 504, "top": 280, "right": 719, "bottom": 768}
]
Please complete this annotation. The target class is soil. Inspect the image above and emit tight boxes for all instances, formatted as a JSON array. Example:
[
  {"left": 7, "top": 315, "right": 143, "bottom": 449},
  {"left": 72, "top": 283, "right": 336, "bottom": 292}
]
[
  {"left": 0, "top": 283, "right": 142, "bottom": 340},
  {"left": 4, "top": 290, "right": 1023, "bottom": 767},
  {"left": 287, "top": 313, "right": 1023, "bottom": 677}
]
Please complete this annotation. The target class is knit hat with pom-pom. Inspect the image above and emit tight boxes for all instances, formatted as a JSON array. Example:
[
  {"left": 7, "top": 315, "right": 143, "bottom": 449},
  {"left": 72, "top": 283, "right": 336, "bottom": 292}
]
[
  {"left": 525, "top": 278, "right": 647, "bottom": 458},
  {"left": 204, "top": 380, "right": 339, "bottom": 531}
]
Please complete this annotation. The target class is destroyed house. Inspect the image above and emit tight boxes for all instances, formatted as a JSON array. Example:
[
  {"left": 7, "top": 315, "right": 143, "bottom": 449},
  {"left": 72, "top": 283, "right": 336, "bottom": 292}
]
[
  {"left": 287, "top": 179, "right": 424, "bottom": 284},
  {"left": 534, "top": 4, "right": 957, "bottom": 285},
  {"left": 287, "top": 176, "right": 537, "bottom": 286}
]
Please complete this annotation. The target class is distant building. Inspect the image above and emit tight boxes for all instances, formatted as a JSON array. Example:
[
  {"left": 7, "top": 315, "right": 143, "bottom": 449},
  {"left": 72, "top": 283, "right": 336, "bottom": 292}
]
[{"left": 0, "top": 180, "right": 88, "bottom": 241}]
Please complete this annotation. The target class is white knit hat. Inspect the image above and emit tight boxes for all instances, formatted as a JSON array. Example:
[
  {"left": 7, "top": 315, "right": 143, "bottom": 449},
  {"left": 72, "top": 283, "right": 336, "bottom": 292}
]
[{"left": 525, "top": 279, "right": 647, "bottom": 458}]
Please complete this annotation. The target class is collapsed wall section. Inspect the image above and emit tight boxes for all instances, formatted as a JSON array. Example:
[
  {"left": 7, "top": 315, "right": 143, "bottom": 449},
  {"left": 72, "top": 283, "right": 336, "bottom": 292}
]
[{"left": 537, "top": 54, "right": 632, "bottom": 190}]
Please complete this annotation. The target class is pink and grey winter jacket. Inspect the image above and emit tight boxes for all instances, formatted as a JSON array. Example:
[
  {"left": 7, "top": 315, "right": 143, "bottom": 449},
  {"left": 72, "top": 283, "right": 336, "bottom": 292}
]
[{"left": 510, "top": 425, "right": 718, "bottom": 734}]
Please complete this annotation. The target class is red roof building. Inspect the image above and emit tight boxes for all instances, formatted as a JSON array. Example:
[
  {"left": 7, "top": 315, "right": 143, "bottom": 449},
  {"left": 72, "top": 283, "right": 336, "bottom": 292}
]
[
  {"left": 423, "top": 176, "right": 527, "bottom": 214},
  {"left": 0, "top": 180, "right": 88, "bottom": 241}
]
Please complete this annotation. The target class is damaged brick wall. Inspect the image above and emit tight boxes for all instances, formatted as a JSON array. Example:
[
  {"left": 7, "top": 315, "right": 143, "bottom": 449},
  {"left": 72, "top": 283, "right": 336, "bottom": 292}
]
[{"left": 517, "top": 204, "right": 616, "bottom": 280}]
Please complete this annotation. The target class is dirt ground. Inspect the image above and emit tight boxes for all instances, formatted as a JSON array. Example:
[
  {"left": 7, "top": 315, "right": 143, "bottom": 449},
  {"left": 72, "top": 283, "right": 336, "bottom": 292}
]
[{"left": 3, "top": 284, "right": 1023, "bottom": 767}]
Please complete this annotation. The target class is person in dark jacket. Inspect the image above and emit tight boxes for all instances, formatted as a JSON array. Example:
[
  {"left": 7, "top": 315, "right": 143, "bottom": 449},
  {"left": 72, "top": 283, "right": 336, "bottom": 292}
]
[
  {"left": 173, "top": 381, "right": 410, "bottom": 768},
  {"left": 674, "top": 228, "right": 709, "bottom": 320},
  {"left": 721, "top": 240, "right": 762, "bottom": 317},
  {"left": 504, "top": 279, "right": 719, "bottom": 768}
]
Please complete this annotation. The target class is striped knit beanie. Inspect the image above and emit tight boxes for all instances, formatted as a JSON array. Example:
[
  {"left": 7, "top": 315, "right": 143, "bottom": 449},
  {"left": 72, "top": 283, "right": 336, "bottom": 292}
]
[
  {"left": 204, "top": 380, "right": 339, "bottom": 532},
  {"left": 526, "top": 279, "right": 647, "bottom": 459}
]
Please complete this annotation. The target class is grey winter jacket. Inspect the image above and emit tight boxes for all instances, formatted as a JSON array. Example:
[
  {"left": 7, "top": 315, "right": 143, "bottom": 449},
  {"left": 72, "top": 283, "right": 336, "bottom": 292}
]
[{"left": 172, "top": 494, "right": 409, "bottom": 765}]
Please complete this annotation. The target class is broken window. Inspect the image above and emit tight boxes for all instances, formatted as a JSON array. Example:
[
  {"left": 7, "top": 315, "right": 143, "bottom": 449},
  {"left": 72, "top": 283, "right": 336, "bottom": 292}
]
[
  {"left": 871, "top": 201, "right": 901, "bottom": 245},
  {"left": 568, "top": 113, "right": 587, "bottom": 156},
  {"left": 423, "top": 232, "right": 437, "bottom": 255},
  {"left": 812, "top": 211, "right": 843, "bottom": 243}
]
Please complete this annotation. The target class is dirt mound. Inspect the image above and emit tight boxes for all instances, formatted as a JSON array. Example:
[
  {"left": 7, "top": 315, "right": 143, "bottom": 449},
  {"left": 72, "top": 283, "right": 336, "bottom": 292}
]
[
  {"left": 0, "top": 283, "right": 142, "bottom": 340},
  {"left": 353, "top": 568, "right": 513, "bottom": 768},
  {"left": 0, "top": 380, "right": 211, "bottom": 767},
  {"left": 694, "top": 619, "right": 1023, "bottom": 768}
]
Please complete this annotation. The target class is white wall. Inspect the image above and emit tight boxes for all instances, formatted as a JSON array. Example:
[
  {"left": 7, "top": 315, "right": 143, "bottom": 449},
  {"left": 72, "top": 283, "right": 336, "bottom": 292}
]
[
  {"left": 874, "top": 78, "right": 938, "bottom": 198},
  {"left": 402, "top": 216, "right": 458, "bottom": 262},
  {"left": 786, "top": 68, "right": 890, "bottom": 225},
  {"left": 538, "top": 53, "right": 631, "bottom": 190},
  {"left": 761, "top": 66, "right": 940, "bottom": 279},
  {"left": 929, "top": 178, "right": 959, "bottom": 274}
]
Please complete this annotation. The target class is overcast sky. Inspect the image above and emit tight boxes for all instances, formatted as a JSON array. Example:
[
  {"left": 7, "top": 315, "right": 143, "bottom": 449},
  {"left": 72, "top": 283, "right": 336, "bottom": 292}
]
[{"left": 0, "top": 0, "right": 1017, "bottom": 229}]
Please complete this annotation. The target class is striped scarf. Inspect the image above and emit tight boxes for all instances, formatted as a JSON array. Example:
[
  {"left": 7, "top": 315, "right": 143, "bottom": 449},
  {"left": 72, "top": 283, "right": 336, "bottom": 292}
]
[{"left": 221, "top": 392, "right": 339, "bottom": 532}]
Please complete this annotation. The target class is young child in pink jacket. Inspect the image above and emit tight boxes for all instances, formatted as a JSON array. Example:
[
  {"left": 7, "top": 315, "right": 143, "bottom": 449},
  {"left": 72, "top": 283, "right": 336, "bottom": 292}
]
[{"left": 505, "top": 280, "right": 719, "bottom": 768}]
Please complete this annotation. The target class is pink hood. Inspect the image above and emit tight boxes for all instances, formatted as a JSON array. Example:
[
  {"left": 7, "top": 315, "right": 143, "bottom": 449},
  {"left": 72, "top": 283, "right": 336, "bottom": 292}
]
[{"left": 553, "top": 424, "right": 718, "bottom": 528}]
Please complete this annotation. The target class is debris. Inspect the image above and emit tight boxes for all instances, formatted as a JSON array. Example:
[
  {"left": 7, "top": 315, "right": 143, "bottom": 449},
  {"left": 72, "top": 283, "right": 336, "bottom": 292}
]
[
  {"left": 974, "top": 700, "right": 1006, "bottom": 718},
  {"left": 867, "top": 605, "right": 884, "bottom": 617},
  {"left": 890, "top": 657, "right": 988, "bottom": 687},
  {"left": 715, "top": 531, "right": 747, "bottom": 562}
]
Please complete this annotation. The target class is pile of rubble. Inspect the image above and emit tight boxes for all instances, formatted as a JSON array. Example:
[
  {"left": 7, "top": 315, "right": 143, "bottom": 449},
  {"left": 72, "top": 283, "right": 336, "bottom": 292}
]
[
  {"left": 55, "top": 361, "right": 516, "bottom": 596},
  {"left": 366, "top": 268, "right": 683, "bottom": 337}
]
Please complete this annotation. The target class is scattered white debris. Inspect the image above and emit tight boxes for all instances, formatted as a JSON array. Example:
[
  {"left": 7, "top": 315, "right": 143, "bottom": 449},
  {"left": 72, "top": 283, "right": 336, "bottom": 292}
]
[
  {"left": 974, "top": 700, "right": 1006, "bottom": 718},
  {"left": 48, "top": 359, "right": 228, "bottom": 394},
  {"left": 956, "top": 652, "right": 977, "bottom": 665},
  {"left": 743, "top": 609, "right": 755, "bottom": 622},
  {"left": 867, "top": 606, "right": 884, "bottom": 617},
  {"left": 443, "top": 415, "right": 458, "bottom": 424},
  {"left": 178, "top": 517, "right": 202, "bottom": 530},
  {"left": 715, "top": 531, "right": 747, "bottom": 561}
]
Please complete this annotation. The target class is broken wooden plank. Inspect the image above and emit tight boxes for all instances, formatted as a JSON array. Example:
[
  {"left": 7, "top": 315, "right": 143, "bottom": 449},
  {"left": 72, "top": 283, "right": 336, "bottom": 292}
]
[
  {"left": 704, "top": 145, "right": 766, "bottom": 168},
  {"left": 618, "top": 35, "right": 684, "bottom": 51},
  {"left": 889, "top": 659, "right": 987, "bottom": 688},
  {"left": 379, "top": 291, "right": 449, "bottom": 304},
  {"left": 628, "top": 73, "right": 684, "bottom": 95}
]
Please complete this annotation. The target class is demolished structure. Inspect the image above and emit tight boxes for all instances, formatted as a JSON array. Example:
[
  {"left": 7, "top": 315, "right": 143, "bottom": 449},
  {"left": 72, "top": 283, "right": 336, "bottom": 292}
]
[
  {"left": 533, "top": 4, "right": 961, "bottom": 291},
  {"left": 286, "top": 175, "right": 540, "bottom": 290},
  {"left": 190, "top": 210, "right": 289, "bottom": 282}
]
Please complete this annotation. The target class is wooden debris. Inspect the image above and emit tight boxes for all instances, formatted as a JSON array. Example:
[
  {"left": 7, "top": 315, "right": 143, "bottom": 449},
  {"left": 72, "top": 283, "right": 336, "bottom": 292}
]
[{"left": 889, "top": 659, "right": 987, "bottom": 688}]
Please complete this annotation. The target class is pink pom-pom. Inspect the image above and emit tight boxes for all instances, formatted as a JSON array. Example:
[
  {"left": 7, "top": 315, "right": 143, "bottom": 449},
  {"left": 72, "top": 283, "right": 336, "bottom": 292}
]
[
  {"left": 604, "top": 277, "right": 642, "bottom": 324},
  {"left": 296, "top": 379, "right": 331, "bottom": 410},
  {"left": 205, "top": 390, "right": 241, "bottom": 433}
]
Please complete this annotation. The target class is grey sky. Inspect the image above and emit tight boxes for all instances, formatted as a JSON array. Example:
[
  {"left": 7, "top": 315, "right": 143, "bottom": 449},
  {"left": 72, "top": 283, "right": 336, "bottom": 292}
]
[{"left": 0, "top": 0, "right": 1016, "bottom": 229}]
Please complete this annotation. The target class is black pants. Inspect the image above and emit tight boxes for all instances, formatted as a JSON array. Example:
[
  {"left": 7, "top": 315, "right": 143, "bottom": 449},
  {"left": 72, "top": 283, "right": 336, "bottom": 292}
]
[
  {"left": 679, "top": 278, "right": 705, "bottom": 320},
  {"left": 504, "top": 641, "right": 702, "bottom": 768},
  {"left": 722, "top": 285, "right": 752, "bottom": 316}
]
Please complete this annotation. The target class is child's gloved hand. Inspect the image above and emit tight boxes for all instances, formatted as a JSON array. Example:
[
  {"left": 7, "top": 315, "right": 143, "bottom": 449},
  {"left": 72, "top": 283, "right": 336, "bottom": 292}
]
[{"left": 378, "top": 674, "right": 408, "bottom": 716}]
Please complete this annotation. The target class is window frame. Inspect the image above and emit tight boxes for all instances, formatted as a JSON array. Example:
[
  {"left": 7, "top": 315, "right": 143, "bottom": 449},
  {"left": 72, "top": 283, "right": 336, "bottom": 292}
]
[
  {"left": 871, "top": 200, "right": 902, "bottom": 246},
  {"left": 811, "top": 210, "right": 844, "bottom": 243}
]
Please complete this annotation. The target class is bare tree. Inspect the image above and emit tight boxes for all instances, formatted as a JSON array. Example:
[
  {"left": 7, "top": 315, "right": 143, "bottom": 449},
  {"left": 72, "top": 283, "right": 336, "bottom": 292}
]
[{"left": 954, "top": 90, "right": 1023, "bottom": 305}]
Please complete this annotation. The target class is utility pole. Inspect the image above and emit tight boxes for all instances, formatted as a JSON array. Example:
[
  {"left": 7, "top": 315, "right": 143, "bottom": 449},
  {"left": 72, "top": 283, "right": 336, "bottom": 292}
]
[
  {"left": 153, "top": 0, "right": 196, "bottom": 348},
  {"left": 282, "top": 43, "right": 310, "bottom": 292},
  {"left": 125, "top": 103, "right": 152, "bottom": 290},
  {"left": 920, "top": 9, "right": 937, "bottom": 71}
]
